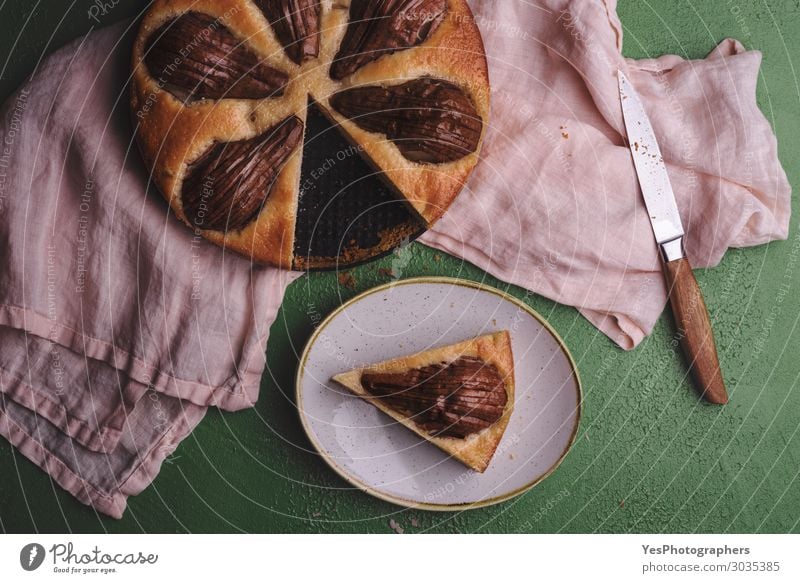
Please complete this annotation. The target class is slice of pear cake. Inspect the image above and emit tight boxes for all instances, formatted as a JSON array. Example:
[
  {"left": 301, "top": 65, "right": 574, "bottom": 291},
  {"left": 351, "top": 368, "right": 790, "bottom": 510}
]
[{"left": 332, "top": 331, "right": 515, "bottom": 472}]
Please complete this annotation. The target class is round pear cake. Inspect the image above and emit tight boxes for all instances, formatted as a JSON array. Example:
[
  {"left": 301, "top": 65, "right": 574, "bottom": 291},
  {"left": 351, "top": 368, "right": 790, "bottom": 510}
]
[{"left": 131, "top": 0, "right": 489, "bottom": 269}]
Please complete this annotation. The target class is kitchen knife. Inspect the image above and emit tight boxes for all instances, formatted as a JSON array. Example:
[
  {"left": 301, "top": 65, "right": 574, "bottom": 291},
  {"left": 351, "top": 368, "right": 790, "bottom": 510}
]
[{"left": 617, "top": 70, "right": 728, "bottom": 405}]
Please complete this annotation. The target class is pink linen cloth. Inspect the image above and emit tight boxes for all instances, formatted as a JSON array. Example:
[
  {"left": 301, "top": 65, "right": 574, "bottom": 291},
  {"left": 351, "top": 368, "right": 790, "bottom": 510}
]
[
  {"left": 422, "top": 0, "right": 791, "bottom": 349},
  {"left": 0, "top": 22, "right": 296, "bottom": 518},
  {"left": 0, "top": 0, "right": 790, "bottom": 518}
]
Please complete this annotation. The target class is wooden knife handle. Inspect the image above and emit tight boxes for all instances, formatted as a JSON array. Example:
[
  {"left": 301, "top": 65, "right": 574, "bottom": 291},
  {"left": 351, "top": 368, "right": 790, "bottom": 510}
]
[{"left": 663, "top": 258, "right": 729, "bottom": 404}]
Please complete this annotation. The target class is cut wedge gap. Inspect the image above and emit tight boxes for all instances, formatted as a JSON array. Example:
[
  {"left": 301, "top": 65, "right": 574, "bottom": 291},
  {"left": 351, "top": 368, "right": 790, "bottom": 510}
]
[{"left": 293, "top": 100, "right": 425, "bottom": 270}]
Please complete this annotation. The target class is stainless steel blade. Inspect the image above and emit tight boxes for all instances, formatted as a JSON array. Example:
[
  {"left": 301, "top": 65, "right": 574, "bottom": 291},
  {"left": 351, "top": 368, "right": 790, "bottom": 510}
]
[{"left": 618, "top": 70, "right": 685, "bottom": 246}]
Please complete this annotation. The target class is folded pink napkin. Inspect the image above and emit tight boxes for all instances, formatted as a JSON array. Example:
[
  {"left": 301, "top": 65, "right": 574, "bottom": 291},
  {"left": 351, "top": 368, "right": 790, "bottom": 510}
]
[
  {"left": 422, "top": 0, "right": 791, "bottom": 349},
  {"left": 0, "top": 22, "right": 296, "bottom": 518},
  {"left": 0, "top": 0, "right": 790, "bottom": 518}
]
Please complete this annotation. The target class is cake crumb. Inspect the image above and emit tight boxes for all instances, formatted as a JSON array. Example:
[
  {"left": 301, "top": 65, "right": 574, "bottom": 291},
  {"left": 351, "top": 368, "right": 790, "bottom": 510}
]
[
  {"left": 378, "top": 267, "right": 396, "bottom": 278},
  {"left": 389, "top": 519, "right": 404, "bottom": 534},
  {"left": 410, "top": 517, "right": 420, "bottom": 528},
  {"left": 337, "top": 271, "right": 356, "bottom": 290},
  {"left": 619, "top": 500, "right": 625, "bottom": 508}
]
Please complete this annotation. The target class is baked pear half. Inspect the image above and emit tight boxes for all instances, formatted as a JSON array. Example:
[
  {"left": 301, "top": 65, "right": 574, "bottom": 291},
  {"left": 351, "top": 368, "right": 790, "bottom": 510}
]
[{"left": 332, "top": 331, "right": 515, "bottom": 472}]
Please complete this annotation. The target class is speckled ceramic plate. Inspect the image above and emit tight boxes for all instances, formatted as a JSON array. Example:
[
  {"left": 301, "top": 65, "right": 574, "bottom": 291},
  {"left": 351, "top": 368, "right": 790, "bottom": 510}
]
[{"left": 296, "top": 277, "right": 582, "bottom": 510}]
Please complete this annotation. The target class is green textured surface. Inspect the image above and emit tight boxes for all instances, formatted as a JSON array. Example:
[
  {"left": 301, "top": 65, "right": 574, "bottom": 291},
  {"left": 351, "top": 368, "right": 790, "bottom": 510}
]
[{"left": 0, "top": 0, "right": 798, "bottom": 533}]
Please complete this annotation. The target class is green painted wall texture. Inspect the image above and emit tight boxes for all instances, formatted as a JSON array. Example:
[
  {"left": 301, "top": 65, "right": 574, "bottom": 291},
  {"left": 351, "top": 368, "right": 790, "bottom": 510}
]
[{"left": 0, "top": 0, "right": 798, "bottom": 533}]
